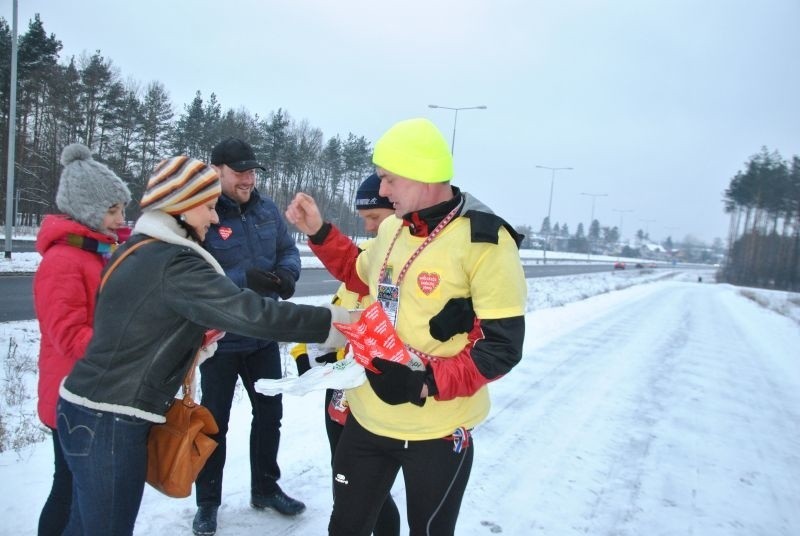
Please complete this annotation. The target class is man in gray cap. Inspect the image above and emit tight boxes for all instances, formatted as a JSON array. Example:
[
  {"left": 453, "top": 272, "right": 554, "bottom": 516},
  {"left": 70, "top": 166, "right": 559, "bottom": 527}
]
[{"left": 193, "top": 137, "right": 304, "bottom": 536}]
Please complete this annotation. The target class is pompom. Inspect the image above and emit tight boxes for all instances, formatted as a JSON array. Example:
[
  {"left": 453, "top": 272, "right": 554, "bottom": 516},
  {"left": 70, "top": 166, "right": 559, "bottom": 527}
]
[{"left": 60, "top": 143, "right": 92, "bottom": 166}]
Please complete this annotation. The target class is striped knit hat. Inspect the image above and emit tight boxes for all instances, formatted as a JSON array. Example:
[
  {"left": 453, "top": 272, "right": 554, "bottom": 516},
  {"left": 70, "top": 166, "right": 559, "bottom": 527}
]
[{"left": 139, "top": 156, "right": 221, "bottom": 214}]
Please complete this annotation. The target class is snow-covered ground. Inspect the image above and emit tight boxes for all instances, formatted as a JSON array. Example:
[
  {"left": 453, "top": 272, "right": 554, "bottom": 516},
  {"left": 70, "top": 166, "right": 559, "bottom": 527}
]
[{"left": 2, "top": 265, "right": 799, "bottom": 535}]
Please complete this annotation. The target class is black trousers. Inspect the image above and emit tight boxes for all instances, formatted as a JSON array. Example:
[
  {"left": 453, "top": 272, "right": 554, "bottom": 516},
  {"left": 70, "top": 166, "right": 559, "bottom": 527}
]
[
  {"left": 38, "top": 428, "right": 72, "bottom": 536},
  {"left": 329, "top": 415, "right": 473, "bottom": 536},
  {"left": 195, "top": 343, "right": 284, "bottom": 506},
  {"left": 325, "top": 390, "right": 401, "bottom": 536}
]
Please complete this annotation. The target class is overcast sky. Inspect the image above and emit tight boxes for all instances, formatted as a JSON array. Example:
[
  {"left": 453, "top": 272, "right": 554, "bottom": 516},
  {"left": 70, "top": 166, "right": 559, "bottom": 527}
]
[{"left": 8, "top": 0, "right": 799, "bottom": 243}]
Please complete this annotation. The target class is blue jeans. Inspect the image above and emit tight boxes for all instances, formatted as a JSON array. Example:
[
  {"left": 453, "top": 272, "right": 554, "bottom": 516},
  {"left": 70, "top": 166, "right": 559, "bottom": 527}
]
[
  {"left": 57, "top": 397, "right": 152, "bottom": 536},
  {"left": 195, "top": 342, "right": 284, "bottom": 506}
]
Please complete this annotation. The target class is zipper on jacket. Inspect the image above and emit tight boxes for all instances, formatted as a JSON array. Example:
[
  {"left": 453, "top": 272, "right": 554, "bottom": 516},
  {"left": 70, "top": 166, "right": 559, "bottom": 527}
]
[{"left": 242, "top": 213, "right": 258, "bottom": 260}]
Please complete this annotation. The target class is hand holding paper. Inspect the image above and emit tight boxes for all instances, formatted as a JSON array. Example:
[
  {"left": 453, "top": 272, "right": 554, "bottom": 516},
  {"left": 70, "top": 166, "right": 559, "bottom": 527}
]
[{"left": 333, "top": 302, "right": 411, "bottom": 373}]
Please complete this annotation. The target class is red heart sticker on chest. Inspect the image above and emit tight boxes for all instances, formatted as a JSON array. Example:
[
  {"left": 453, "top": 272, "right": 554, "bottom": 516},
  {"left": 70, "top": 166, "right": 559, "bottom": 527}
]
[
  {"left": 218, "top": 227, "right": 233, "bottom": 240},
  {"left": 417, "top": 272, "right": 440, "bottom": 295}
]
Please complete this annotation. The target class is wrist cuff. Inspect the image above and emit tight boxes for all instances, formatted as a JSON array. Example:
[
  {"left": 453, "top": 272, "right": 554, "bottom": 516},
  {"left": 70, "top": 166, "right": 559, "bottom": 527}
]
[
  {"left": 309, "top": 222, "right": 333, "bottom": 244},
  {"left": 424, "top": 369, "right": 439, "bottom": 397}
]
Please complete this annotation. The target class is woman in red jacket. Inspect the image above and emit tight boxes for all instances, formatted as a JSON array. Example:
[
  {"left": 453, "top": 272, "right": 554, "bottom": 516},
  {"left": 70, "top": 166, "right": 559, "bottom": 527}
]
[{"left": 33, "top": 143, "right": 131, "bottom": 536}]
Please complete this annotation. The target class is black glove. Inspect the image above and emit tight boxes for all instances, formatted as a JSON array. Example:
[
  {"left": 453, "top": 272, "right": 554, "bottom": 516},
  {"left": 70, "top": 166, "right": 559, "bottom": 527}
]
[
  {"left": 295, "top": 353, "right": 311, "bottom": 376},
  {"left": 429, "top": 297, "right": 475, "bottom": 342},
  {"left": 294, "top": 351, "right": 338, "bottom": 376},
  {"left": 272, "top": 268, "right": 297, "bottom": 299},
  {"left": 246, "top": 268, "right": 279, "bottom": 295},
  {"left": 314, "top": 351, "right": 338, "bottom": 365},
  {"left": 366, "top": 359, "right": 428, "bottom": 407},
  {"left": 246, "top": 267, "right": 296, "bottom": 300}
]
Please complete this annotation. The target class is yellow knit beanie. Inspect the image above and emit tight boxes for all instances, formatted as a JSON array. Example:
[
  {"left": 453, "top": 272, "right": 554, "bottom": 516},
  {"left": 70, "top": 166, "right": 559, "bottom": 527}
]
[{"left": 372, "top": 118, "right": 453, "bottom": 183}]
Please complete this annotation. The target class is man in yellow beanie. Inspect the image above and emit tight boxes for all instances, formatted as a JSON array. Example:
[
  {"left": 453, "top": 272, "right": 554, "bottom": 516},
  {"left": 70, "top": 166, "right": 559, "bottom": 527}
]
[{"left": 286, "top": 117, "right": 527, "bottom": 535}]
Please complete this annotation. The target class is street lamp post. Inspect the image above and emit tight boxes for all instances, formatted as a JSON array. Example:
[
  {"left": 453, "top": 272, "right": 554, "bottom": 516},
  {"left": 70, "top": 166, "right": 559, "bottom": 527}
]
[
  {"left": 428, "top": 104, "right": 487, "bottom": 155},
  {"left": 612, "top": 208, "right": 634, "bottom": 252},
  {"left": 536, "top": 165, "right": 573, "bottom": 264},
  {"left": 580, "top": 192, "right": 607, "bottom": 260},
  {"left": 3, "top": 0, "right": 18, "bottom": 259}
]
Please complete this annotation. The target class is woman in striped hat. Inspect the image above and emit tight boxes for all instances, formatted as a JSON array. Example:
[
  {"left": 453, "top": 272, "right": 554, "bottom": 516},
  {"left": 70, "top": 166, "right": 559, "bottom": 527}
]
[{"left": 56, "top": 156, "right": 351, "bottom": 536}]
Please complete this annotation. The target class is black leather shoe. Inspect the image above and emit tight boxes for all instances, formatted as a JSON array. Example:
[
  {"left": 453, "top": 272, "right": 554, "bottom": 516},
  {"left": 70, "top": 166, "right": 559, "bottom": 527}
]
[
  {"left": 251, "top": 488, "right": 306, "bottom": 516},
  {"left": 192, "top": 505, "right": 219, "bottom": 536}
]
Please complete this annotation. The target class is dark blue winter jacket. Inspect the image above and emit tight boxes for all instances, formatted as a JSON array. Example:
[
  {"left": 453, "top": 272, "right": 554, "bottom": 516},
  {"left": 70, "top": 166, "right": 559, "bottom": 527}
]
[{"left": 203, "top": 189, "right": 300, "bottom": 351}]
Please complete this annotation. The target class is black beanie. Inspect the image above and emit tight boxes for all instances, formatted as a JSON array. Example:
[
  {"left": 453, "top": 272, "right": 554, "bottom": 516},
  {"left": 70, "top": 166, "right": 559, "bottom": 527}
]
[{"left": 354, "top": 173, "right": 393, "bottom": 211}]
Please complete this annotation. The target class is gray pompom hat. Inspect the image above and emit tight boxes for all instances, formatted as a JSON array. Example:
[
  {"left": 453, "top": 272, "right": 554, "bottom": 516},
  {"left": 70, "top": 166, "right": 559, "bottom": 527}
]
[{"left": 56, "top": 143, "right": 131, "bottom": 230}]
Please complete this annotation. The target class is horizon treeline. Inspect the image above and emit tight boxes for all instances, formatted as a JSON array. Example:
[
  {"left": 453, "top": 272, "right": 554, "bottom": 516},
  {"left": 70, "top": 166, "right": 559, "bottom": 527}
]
[
  {"left": 0, "top": 14, "right": 372, "bottom": 237},
  {"left": 722, "top": 147, "right": 800, "bottom": 290}
]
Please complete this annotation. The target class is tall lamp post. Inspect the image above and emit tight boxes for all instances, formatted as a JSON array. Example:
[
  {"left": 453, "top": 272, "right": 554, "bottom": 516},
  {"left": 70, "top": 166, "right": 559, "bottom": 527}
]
[
  {"left": 536, "top": 165, "right": 573, "bottom": 263},
  {"left": 428, "top": 104, "right": 487, "bottom": 155},
  {"left": 612, "top": 208, "right": 634, "bottom": 253},
  {"left": 4, "top": 0, "right": 18, "bottom": 259},
  {"left": 580, "top": 192, "right": 607, "bottom": 260}
]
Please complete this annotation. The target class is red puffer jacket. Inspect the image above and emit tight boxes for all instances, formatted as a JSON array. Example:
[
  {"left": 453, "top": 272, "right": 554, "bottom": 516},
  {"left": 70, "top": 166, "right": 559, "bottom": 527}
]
[{"left": 34, "top": 215, "right": 117, "bottom": 429}]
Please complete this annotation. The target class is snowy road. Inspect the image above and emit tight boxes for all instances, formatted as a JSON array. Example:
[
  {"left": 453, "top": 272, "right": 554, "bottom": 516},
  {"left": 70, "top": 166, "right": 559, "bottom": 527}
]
[{"left": 466, "top": 280, "right": 800, "bottom": 535}]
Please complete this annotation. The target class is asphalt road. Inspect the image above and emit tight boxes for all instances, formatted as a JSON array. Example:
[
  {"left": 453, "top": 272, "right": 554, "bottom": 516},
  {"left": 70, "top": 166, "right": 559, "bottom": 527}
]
[
  {"left": 0, "top": 274, "right": 35, "bottom": 322},
  {"left": 0, "top": 268, "right": 344, "bottom": 323},
  {"left": 1, "top": 263, "right": 621, "bottom": 322},
  {"left": 3, "top": 239, "right": 36, "bottom": 253}
]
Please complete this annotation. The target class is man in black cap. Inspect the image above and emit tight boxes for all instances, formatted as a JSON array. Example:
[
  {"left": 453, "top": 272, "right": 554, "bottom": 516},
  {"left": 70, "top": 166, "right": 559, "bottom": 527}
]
[{"left": 193, "top": 137, "right": 304, "bottom": 536}]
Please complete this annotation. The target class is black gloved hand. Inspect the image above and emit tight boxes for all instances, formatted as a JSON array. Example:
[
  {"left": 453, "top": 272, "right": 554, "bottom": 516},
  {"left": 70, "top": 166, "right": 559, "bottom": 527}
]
[
  {"left": 314, "top": 351, "right": 338, "bottom": 365},
  {"left": 246, "top": 268, "right": 280, "bottom": 295},
  {"left": 429, "top": 297, "right": 475, "bottom": 342},
  {"left": 295, "top": 353, "right": 311, "bottom": 376},
  {"left": 246, "top": 267, "right": 296, "bottom": 300},
  {"left": 272, "top": 267, "right": 297, "bottom": 300},
  {"left": 366, "top": 359, "right": 427, "bottom": 407},
  {"left": 295, "top": 350, "right": 337, "bottom": 376}
]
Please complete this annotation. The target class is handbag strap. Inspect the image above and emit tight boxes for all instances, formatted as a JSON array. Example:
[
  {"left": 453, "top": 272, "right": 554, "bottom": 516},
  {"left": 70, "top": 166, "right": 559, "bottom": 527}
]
[
  {"left": 98, "top": 236, "right": 202, "bottom": 401},
  {"left": 181, "top": 350, "right": 203, "bottom": 400},
  {"left": 99, "top": 237, "right": 158, "bottom": 291}
]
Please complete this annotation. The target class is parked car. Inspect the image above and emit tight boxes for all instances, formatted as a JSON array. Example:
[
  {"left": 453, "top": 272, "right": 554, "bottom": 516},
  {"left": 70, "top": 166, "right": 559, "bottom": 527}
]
[
  {"left": 634, "top": 262, "right": 644, "bottom": 269},
  {"left": 614, "top": 261, "right": 626, "bottom": 270}
]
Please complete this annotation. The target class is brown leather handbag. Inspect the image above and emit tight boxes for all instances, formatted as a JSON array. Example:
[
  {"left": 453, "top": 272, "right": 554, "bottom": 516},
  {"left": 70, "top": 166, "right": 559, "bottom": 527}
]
[
  {"left": 100, "top": 238, "right": 219, "bottom": 498},
  {"left": 145, "top": 364, "right": 218, "bottom": 498}
]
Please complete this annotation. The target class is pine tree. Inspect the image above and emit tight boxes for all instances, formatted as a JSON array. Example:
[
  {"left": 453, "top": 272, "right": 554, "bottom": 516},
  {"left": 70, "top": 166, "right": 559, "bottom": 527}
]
[
  {"left": 172, "top": 90, "right": 206, "bottom": 158},
  {"left": 79, "top": 51, "right": 117, "bottom": 148},
  {"left": 139, "top": 81, "right": 174, "bottom": 181},
  {"left": 10, "top": 15, "right": 63, "bottom": 219}
]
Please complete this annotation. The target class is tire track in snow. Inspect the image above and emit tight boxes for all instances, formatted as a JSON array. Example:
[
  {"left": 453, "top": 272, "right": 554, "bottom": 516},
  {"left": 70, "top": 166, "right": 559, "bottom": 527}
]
[
  {"left": 468, "top": 282, "right": 691, "bottom": 534},
  {"left": 465, "top": 281, "right": 800, "bottom": 535}
]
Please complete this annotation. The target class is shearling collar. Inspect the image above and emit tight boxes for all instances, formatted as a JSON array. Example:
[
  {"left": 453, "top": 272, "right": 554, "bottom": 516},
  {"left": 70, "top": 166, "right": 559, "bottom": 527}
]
[{"left": 132, "top": 211, "right": 224, "bottom": 274}]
